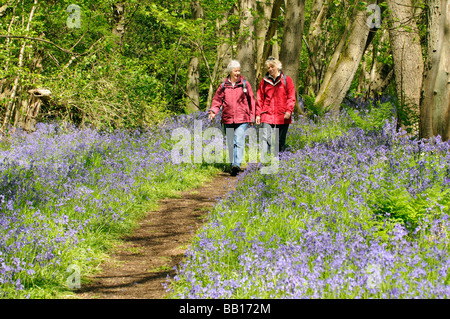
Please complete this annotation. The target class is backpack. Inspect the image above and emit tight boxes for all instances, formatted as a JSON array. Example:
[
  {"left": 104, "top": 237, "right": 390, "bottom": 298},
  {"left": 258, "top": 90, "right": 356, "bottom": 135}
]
[
  {"left": 221, "top": 78, "right": 249, "bottom": 95},
  {"left": 221, "top": 78, "right": 252, "bottom": 108}
]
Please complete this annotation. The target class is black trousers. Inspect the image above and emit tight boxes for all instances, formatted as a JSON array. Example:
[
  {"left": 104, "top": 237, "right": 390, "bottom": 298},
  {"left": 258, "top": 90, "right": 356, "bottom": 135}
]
[{"left": 261, "top": 123, "right": 290, "bottom": 160}]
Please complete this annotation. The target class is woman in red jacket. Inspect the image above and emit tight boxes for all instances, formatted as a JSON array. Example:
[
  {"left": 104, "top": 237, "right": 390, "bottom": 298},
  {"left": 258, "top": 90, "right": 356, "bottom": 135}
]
[
  {"left": 208, "top": 60, "right": 256, "bottom": 176},
  {"left": 256, "top": 57, "right": 296, "bottom": 161}
]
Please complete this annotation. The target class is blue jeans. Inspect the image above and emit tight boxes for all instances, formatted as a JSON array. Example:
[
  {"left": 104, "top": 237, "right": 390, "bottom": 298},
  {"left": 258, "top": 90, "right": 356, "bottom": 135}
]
[{"left": 223, "top": 123, "right": 248, "bottom": 168}]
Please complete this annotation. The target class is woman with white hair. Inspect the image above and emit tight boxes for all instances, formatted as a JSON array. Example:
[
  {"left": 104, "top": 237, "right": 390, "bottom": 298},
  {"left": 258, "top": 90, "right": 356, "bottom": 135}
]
[
  {"left": 256, "top": 56, "right": 296, "bottom": 160},
  {"left": 208, "top": 60, "right": 256, "bottom": 176}
]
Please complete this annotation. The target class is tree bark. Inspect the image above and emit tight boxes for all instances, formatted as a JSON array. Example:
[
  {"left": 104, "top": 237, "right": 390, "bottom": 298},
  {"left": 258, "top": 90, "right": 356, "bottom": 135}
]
[
  {"left": 279, "top": 0, "right": 306, "bottom": 115},
  {"left": 2, "top": 0, "right": 37, "bottom": 128},
  {"left": 255, "top": 0, "right": 283, "bottom": 84},
  {"left": 303, "top": 0, "right": 331, "bottom": 96},
  {"left": 236, "top": 0, "right": 257, "bottom": 94},
  {"left": 316, "top": 5, "right": 356, "bottom": 100},
  {"left": 357, "top": 55, "right": 369, "bottom": 95},
  {"left": 255, "top": 0, "right": 274, "bottom": 82},
  {"left": 271, "top": 29, "right": 280, "bottom": 58},
  {"left": 112, "top": 3, "right": 126, "bottom": 42},
  {"left": 314, "top": 4, "right": 372, "bottom": 114},
  {"left": 206, "top": 5, "right": 236, "bottom": 108},
  {"left": 420, "top": 0, "right": 450, "bottom": 140},
  {"left": 387, "top": 0, "right": 424, "bottom": 134},
  {"left": 186, "top": 55, "right": 200, "bottom": 113},
  {"left": 367, "top": 29, "right": 393, "bottom": 99},
  {"left": 2, "top": 0, "right": 20, "bottom": 75},
  {"left": 186, "top": 1, "right": 203, "bottom": 113},
  {"left": 354, "top": 28, "right": 393, "bottom": 99}
]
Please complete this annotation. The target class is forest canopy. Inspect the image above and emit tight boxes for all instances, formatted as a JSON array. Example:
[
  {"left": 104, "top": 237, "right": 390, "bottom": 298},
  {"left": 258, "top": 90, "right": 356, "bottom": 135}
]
[{"left": 0, "top": 0, "right": 449, "bottom": 139}]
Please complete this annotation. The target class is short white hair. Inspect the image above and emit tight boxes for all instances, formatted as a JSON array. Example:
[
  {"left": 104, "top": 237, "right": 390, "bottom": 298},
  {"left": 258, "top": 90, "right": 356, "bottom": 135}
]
[{"left": 227, "top": 60, "right": 241, "bottom": 74}]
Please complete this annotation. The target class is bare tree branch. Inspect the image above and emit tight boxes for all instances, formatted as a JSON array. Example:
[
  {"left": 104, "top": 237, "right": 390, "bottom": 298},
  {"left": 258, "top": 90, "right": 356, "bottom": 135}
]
[{"left": 0, "top": 35, "right": 101, "bottom": 56}]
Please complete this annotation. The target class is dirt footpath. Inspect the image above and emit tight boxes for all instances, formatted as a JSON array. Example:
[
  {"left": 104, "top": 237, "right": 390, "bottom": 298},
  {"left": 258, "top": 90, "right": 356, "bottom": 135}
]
[{"left": 76, "top": 172, "right": 237, "bottom": 299}]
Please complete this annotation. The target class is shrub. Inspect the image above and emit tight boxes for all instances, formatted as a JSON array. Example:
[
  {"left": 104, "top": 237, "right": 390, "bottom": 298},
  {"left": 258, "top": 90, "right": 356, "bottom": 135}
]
[{"left": 345, "top": 99, "right": 396, "bottom": 132}]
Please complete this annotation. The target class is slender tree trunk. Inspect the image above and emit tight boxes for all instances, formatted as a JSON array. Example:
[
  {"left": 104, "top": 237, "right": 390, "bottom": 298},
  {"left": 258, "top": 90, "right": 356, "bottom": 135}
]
[
  {"left": 3, "top": 0, "right": 37, "bottom": 128},
  {"left": 0, "top": 1, "right": 20, "bottom": 97},
  {"left": 317, "top": 5, "right": 356, "bottom": 97},
  {"left": 255, "top": 0, "right": 273, "bottom": 82},
  {"left": 186, "top": 56, "right": 200, "bottom": 113},
  {"left": 236, "top": 0, "right": 257, "bottom": 94},
  {"left": 3, "top": 0, "right": 20, "bottom": 74},
  {"left": 314, "top": 4, "right": 372, "bottom": 114},
  {"left": 357, "top": 56, "right": 369, "bottom": 94},
  {"left": 387, "top": 0, "right": 424, "bottom": 134},
  {"left": 112, "top": 3, "right": 126, "bottom": 42},
  {"left": 206, "top": 5, "right": 236, "bottom": 108},
  {"left": 272, "top": 29, "right": 279, "bottom": 58},
  {"left": 367, "top": 29, "right": 393, "bottom": 99},
  {"left": 354, "top": 27, "right": 393, "bottom": 99},
  {"left": 255, "top": 0, "right": 283, "bottom": 84},
  {"left": 303, "top": 0, "right": 331, "bottom": 95},
  {"left": 420, "top": 0, "right": 450, "bottom": 140},
  {"left": 186, "top": 1, "right": 203, "bottom": 113},
  {"left": 279, "top": 0, "right": 306, "bottom": 115}
]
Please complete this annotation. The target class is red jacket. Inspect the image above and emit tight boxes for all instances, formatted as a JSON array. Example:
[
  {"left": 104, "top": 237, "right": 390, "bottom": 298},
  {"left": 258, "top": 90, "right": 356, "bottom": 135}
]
[
  {"left": 256, "top": 72, "right": 296, "bottom": 125},
  {"left": 209, "top": 76, "right": 256, "bottom": 124}
]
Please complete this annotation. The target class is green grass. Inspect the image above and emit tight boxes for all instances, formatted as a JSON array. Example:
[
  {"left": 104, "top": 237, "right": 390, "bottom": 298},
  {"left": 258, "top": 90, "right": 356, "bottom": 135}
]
[
  {"left": 4, "top": 162, "right": 220, "bottom": 299},
  {"left": 61, "top": 164, "right": 219, "bottom": 299}
]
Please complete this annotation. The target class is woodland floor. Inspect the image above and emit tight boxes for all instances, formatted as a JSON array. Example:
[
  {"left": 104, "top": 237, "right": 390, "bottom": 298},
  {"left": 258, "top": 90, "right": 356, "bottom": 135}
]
[{"left": 75, "top": 172, "right": 237, "bottom": 299}]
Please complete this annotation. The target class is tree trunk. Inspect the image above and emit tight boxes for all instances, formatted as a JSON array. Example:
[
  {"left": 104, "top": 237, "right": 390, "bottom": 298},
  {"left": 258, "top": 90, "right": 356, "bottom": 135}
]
[
  {"left": 314, "top": 4, "right": 372, "bottom": 113},
  {"left": 236, "top": 0, "right": 257, "bottom": 94},
  {"left": 2, "top": 0, "right": 20, "bottom": 77},
  {"left": 387, "top": 0, "right": 424, "bottom": 134},
  {"left": 186, "top": 1, "right": 203, "bottom": 113},
  {"left": 255, "top": 0, "right": 274, "bottom": 82},
  {"left": 112, "top": 3, "right": 126, "bottom": 42},
  {"left": 303, "top": 0, "right": 331, "bottom": 96},
  {"left": 367, "top": 29, "right": 393, "bottom": 99},
  {"left": 206, "top": 5, "right": 236, "bottom": 108},
  {"left": 186, "top": 56, "right": 200, "bottom": 113},
  {"left": 316, "top": 5, "right": 356, "bottom": 100},
  {"left": 279, "top": 0, "right": 306, "bottom": 116},
  {"left": 354, "top": 28, "right": 393, "bottom": 99},
  {"left": 255, "top": 0, "right": 283, "bottom": 84},
  {"left": 272, "top": 29, "right": 280, "bottom": 58},
  {"left": 357, "top": 56, "right": 369, "bottom": 95},
  {"left": 420, "top": 0, "right": 450, "bottom": 140},
  {"left": 2, "top": 0, "right": 37, "bottom": 128}
]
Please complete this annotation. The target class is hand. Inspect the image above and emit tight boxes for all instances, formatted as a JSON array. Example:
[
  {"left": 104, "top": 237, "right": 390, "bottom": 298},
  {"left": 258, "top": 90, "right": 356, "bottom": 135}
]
[
  {"left": 255, "top": 116, "right": 261, "bottom": 125},
  {"left": 208, "top": 111, "right": 216, "bottom": 120},
  {"left": 284, "top": 112, "right": 291, "bottom": 120}
]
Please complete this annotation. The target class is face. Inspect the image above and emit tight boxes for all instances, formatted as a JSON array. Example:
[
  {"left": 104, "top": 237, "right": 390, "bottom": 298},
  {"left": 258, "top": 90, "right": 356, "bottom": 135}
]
[
  {"left": 267, "top": 63, "right": 279, "bottom": 78},
  {"left": 230, "top": 67, "right": 241, "bottom": 80}
]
